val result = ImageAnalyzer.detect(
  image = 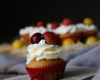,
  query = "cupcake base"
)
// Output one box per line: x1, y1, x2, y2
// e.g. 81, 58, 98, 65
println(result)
81, 31, 97, 43
59, 33, 82, 43
26, 59, 66, 80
